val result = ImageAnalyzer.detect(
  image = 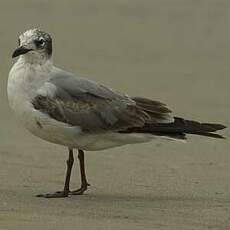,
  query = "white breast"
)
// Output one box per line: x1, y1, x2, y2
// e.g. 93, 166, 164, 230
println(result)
8, 59, 80, 145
